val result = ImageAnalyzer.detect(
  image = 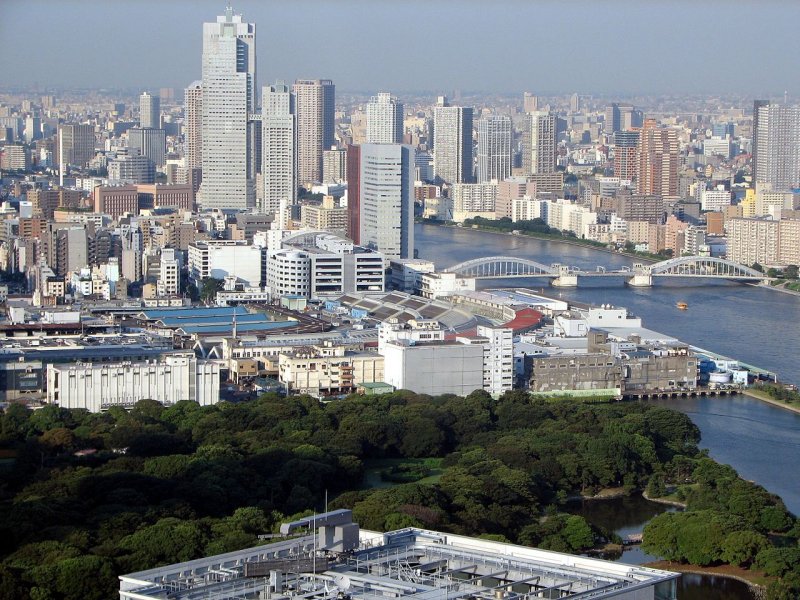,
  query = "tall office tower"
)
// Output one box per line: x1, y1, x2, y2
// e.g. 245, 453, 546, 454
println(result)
346, 144, 361, 243
570, 93, 580, 113
198, 6, 256, 211
128, 127, 166, 167
57, 124, 95, 172
605, 103, 643, 135
433, 97, 474, 184
523, 92, 538, 113
184, 81, 203, 169
261, 81, 296, 213
294, 79, 335, 187
366, 92, 404, 144
636, 120, 679, 197
753, 102, 800, 192
526, 111, 557, 174
139, 92, 161, 129
751, 99, 769, 183
476, 115, 512, 183
613, 130, 640, 182
359, 144, 414, 260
